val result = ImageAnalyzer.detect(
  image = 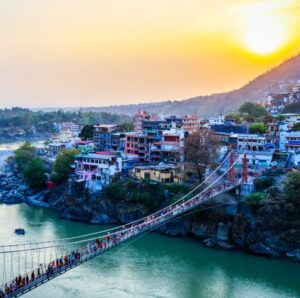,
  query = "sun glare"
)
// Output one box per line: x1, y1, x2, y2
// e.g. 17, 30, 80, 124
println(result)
243, 10, 287, 55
